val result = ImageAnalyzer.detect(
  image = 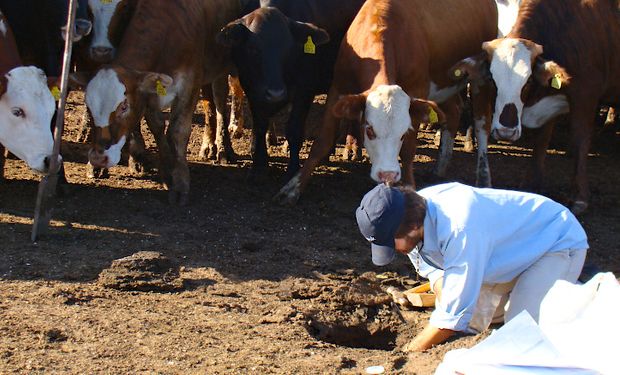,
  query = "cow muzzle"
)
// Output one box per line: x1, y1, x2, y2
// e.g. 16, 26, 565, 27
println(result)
264, 88, 287, 103
90, 47, 115, 63
377, 170, 401, 184
491, 126, 521, 142
88, 148, 109, 168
